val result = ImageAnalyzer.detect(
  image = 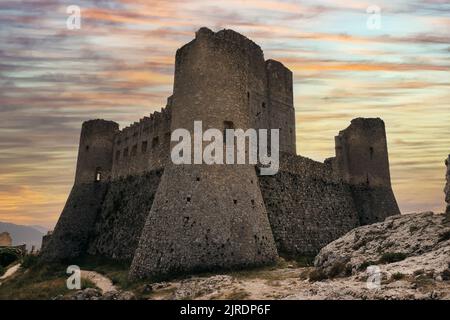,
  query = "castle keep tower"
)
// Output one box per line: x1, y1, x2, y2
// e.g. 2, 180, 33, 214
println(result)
129, 28, 279, 279
333, 118, 400, 224
41, 120, 118, 261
